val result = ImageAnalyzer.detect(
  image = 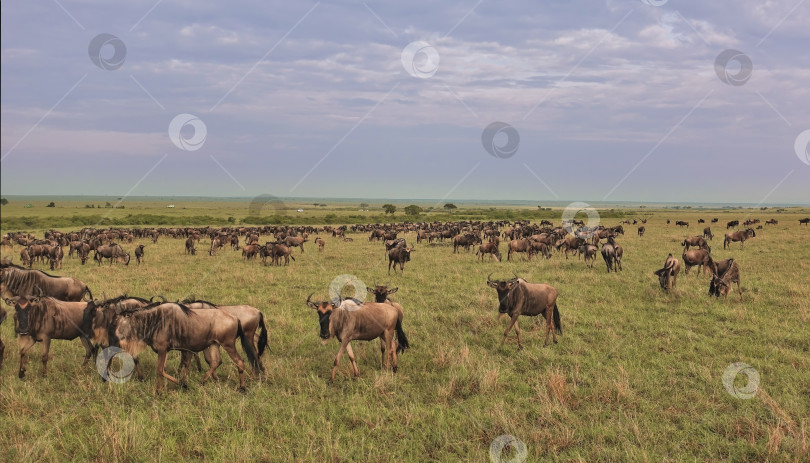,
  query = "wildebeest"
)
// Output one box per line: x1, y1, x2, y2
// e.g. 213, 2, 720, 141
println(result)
799, 218, 809, 226
453, 233, 481, 253
316, 237, 325, 251
637, 226, 645, 237
682, 249, 711, 276
134, 245, 145, 265
185, 237, 197, 255
675, 221, 689, 228
1, 264, 92, 301
306, 294, 409, 381
724, 228, 755, 249
94, 244, 130, 266
388, 246, 412, 274
284, 236, 308, 253
209, 237, 225, 256
366, 284, 402, 310
765, 219, 778, 225
726, 220, 739, 229
507, 239, 532, 261
476, 242, 501, 262
263, 242, 296, 266
486, 274, 561, 350
600, 237, 623, 272
114, 302, 258, 393
653, 254, 681, 291
703, 227, 714, 241
708, 259, 742, 301
681, 236, 710, 252
5, 294, 94, 378
19, 248, 32, 268
48, 244, 64, 270
577, 244, 598, 268
242, 243, 261, 261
